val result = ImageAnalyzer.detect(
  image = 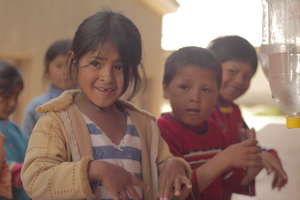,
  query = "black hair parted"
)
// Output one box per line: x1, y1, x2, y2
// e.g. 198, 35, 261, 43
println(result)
207, 35, 258, 73
163, 46, 222, 87
69, 10, 143, 99
0, 60, 23, 95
